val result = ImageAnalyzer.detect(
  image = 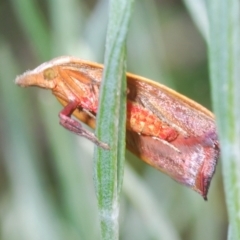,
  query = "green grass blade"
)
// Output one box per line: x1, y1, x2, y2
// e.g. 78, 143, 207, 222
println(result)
228, 225, 234, 240
0, 40, 63, 240
9, 0, 51, 60
183, 0, 209, 42
208, 0, 240, 238
93, 0, 134, 239
48, 0, 88, 56
123, 163, 180, 240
